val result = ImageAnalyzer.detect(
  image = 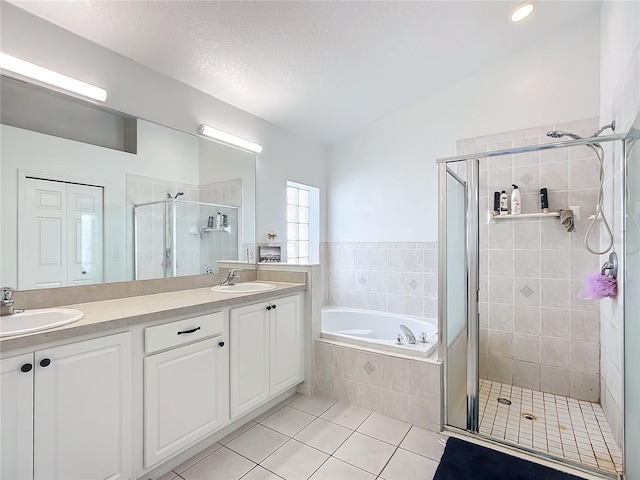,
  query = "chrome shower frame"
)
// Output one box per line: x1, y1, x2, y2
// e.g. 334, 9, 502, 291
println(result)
437, 131, 628, 480
133, 198, 240, 280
